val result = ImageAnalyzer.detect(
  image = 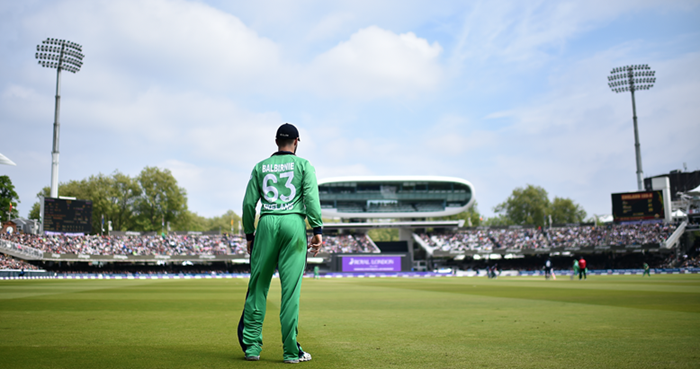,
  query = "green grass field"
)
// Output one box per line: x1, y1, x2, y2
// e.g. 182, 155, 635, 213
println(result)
1, 275, 699, 368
